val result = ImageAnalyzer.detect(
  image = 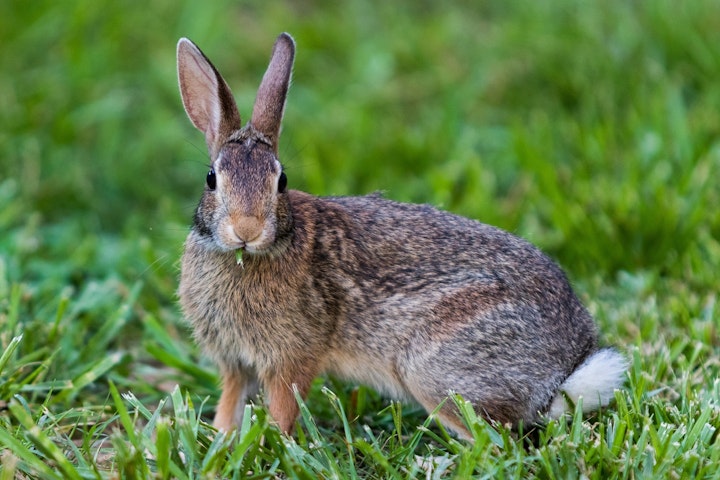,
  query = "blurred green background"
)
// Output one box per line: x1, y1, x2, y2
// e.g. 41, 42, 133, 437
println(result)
2, 0, 719, 286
